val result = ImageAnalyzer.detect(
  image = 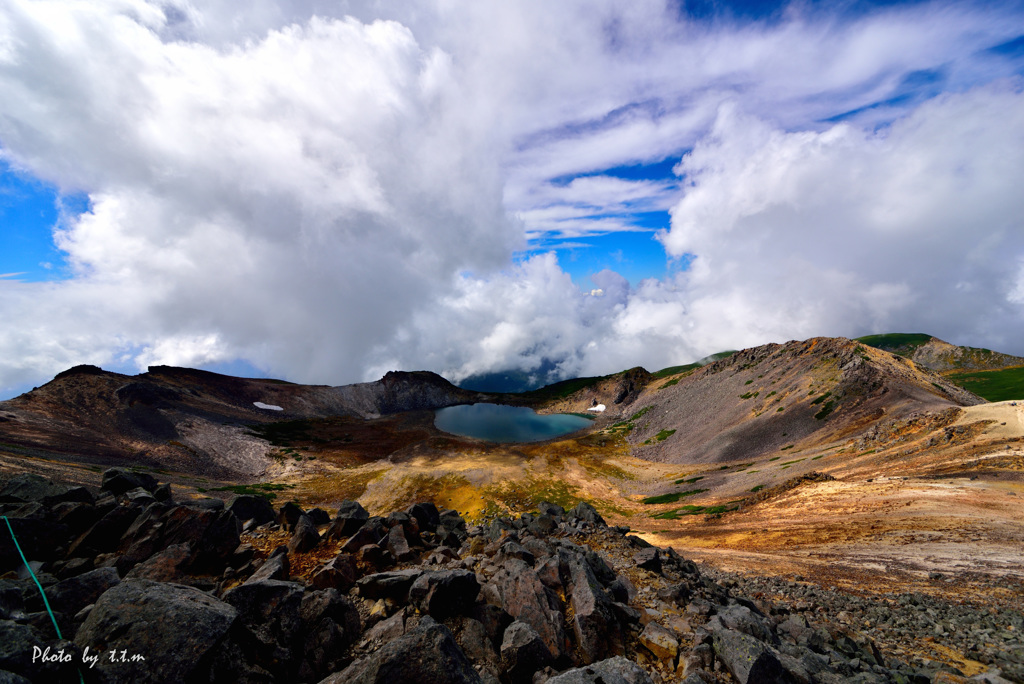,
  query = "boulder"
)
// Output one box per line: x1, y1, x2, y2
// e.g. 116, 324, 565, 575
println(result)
278, 502, 304, 531
568, 558, 624, 664
545, 656, 655, 684
406, 502, 440, 533
326, 500, 370, 541
408, 570, 480, 618
288, 514, 321, 554
567, 502, 605, 527
633, 547, 661, 574
298, 589, 362, 682
0, 474, 67, 503
44, 567, 120, 620
639, 621, 679, 662
341, 518, 387, 553
385, 524, 416, 563
311, 554, 358, 592
124, 542, 191, 582
711, 627, 787, 684
222, 580, 306, 678
74, 579, 238, 684
100, 468, 158, 496
357, 569, 424, 601
246, 548, 290, 583
228, 495, 275, 526
307, 507, 331, 526
489, 559, 568, 661
709, 604, 778, 646
500, 620, 553, 684
117, 504, 240, 574
319, 617, 482, 684
0, 518, 71, 571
